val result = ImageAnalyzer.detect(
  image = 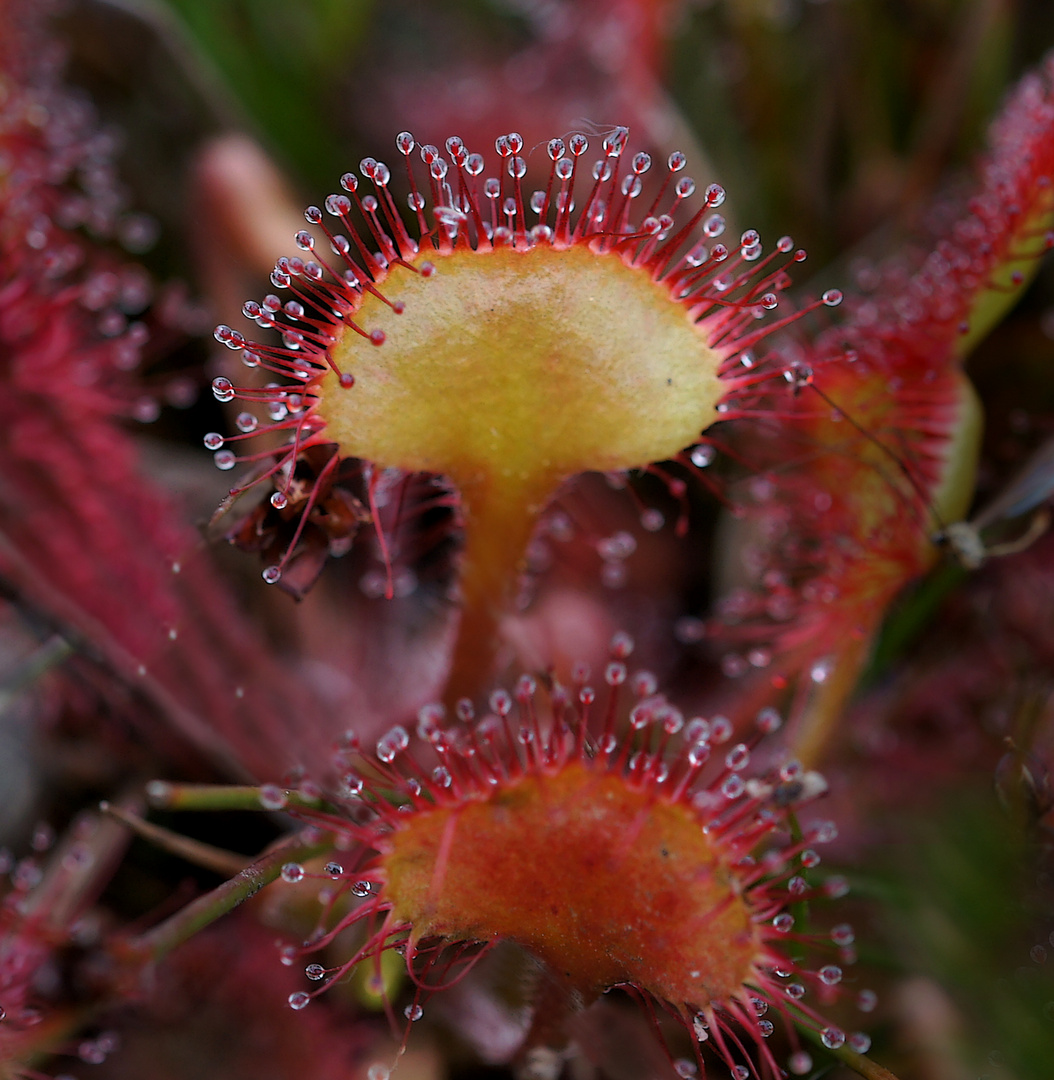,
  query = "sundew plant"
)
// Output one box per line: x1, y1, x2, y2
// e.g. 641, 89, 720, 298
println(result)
2, 2, 1054, 1080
